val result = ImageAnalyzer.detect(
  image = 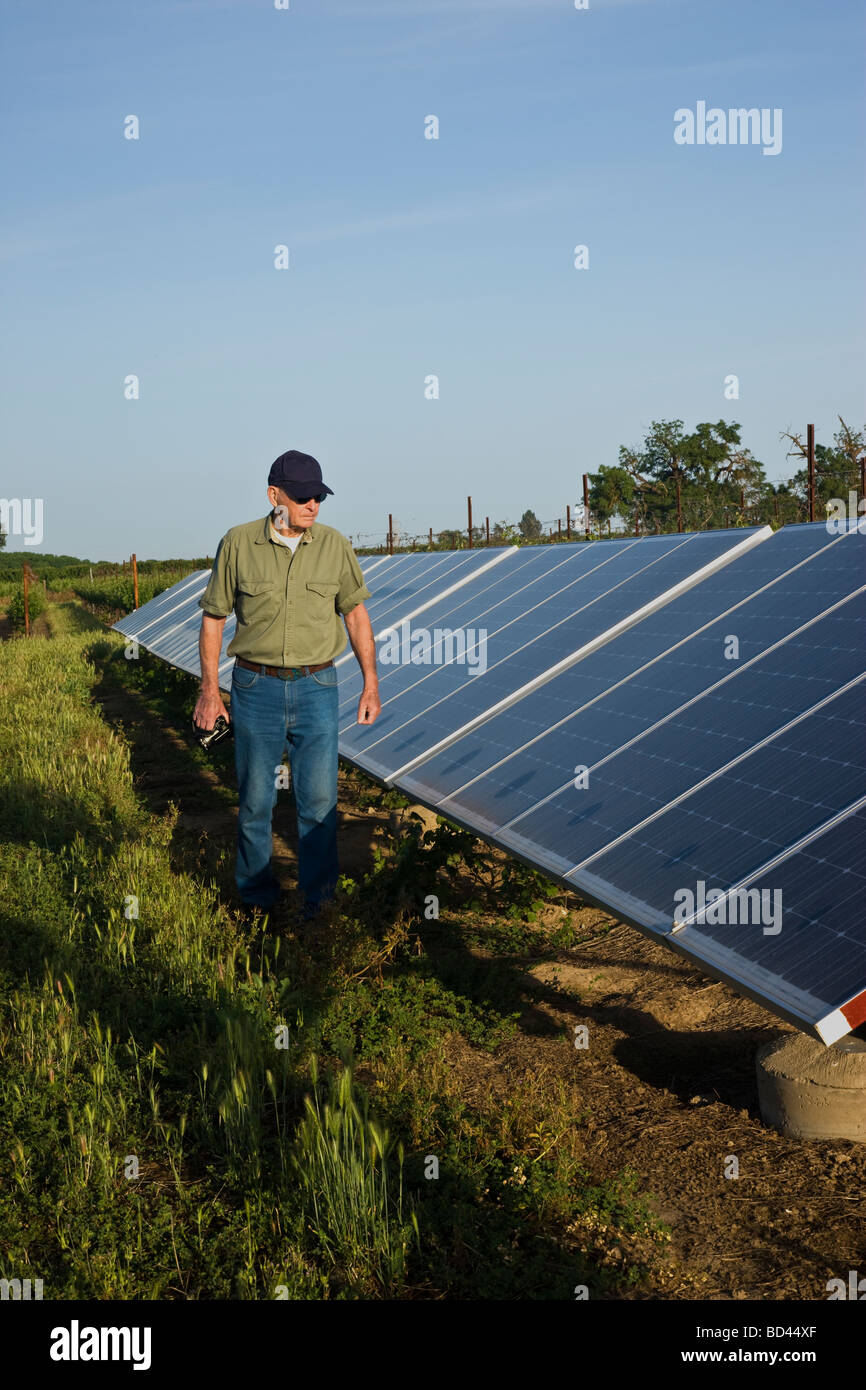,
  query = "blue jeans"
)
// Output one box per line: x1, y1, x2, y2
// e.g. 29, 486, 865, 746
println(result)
230, 662, 339, 911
